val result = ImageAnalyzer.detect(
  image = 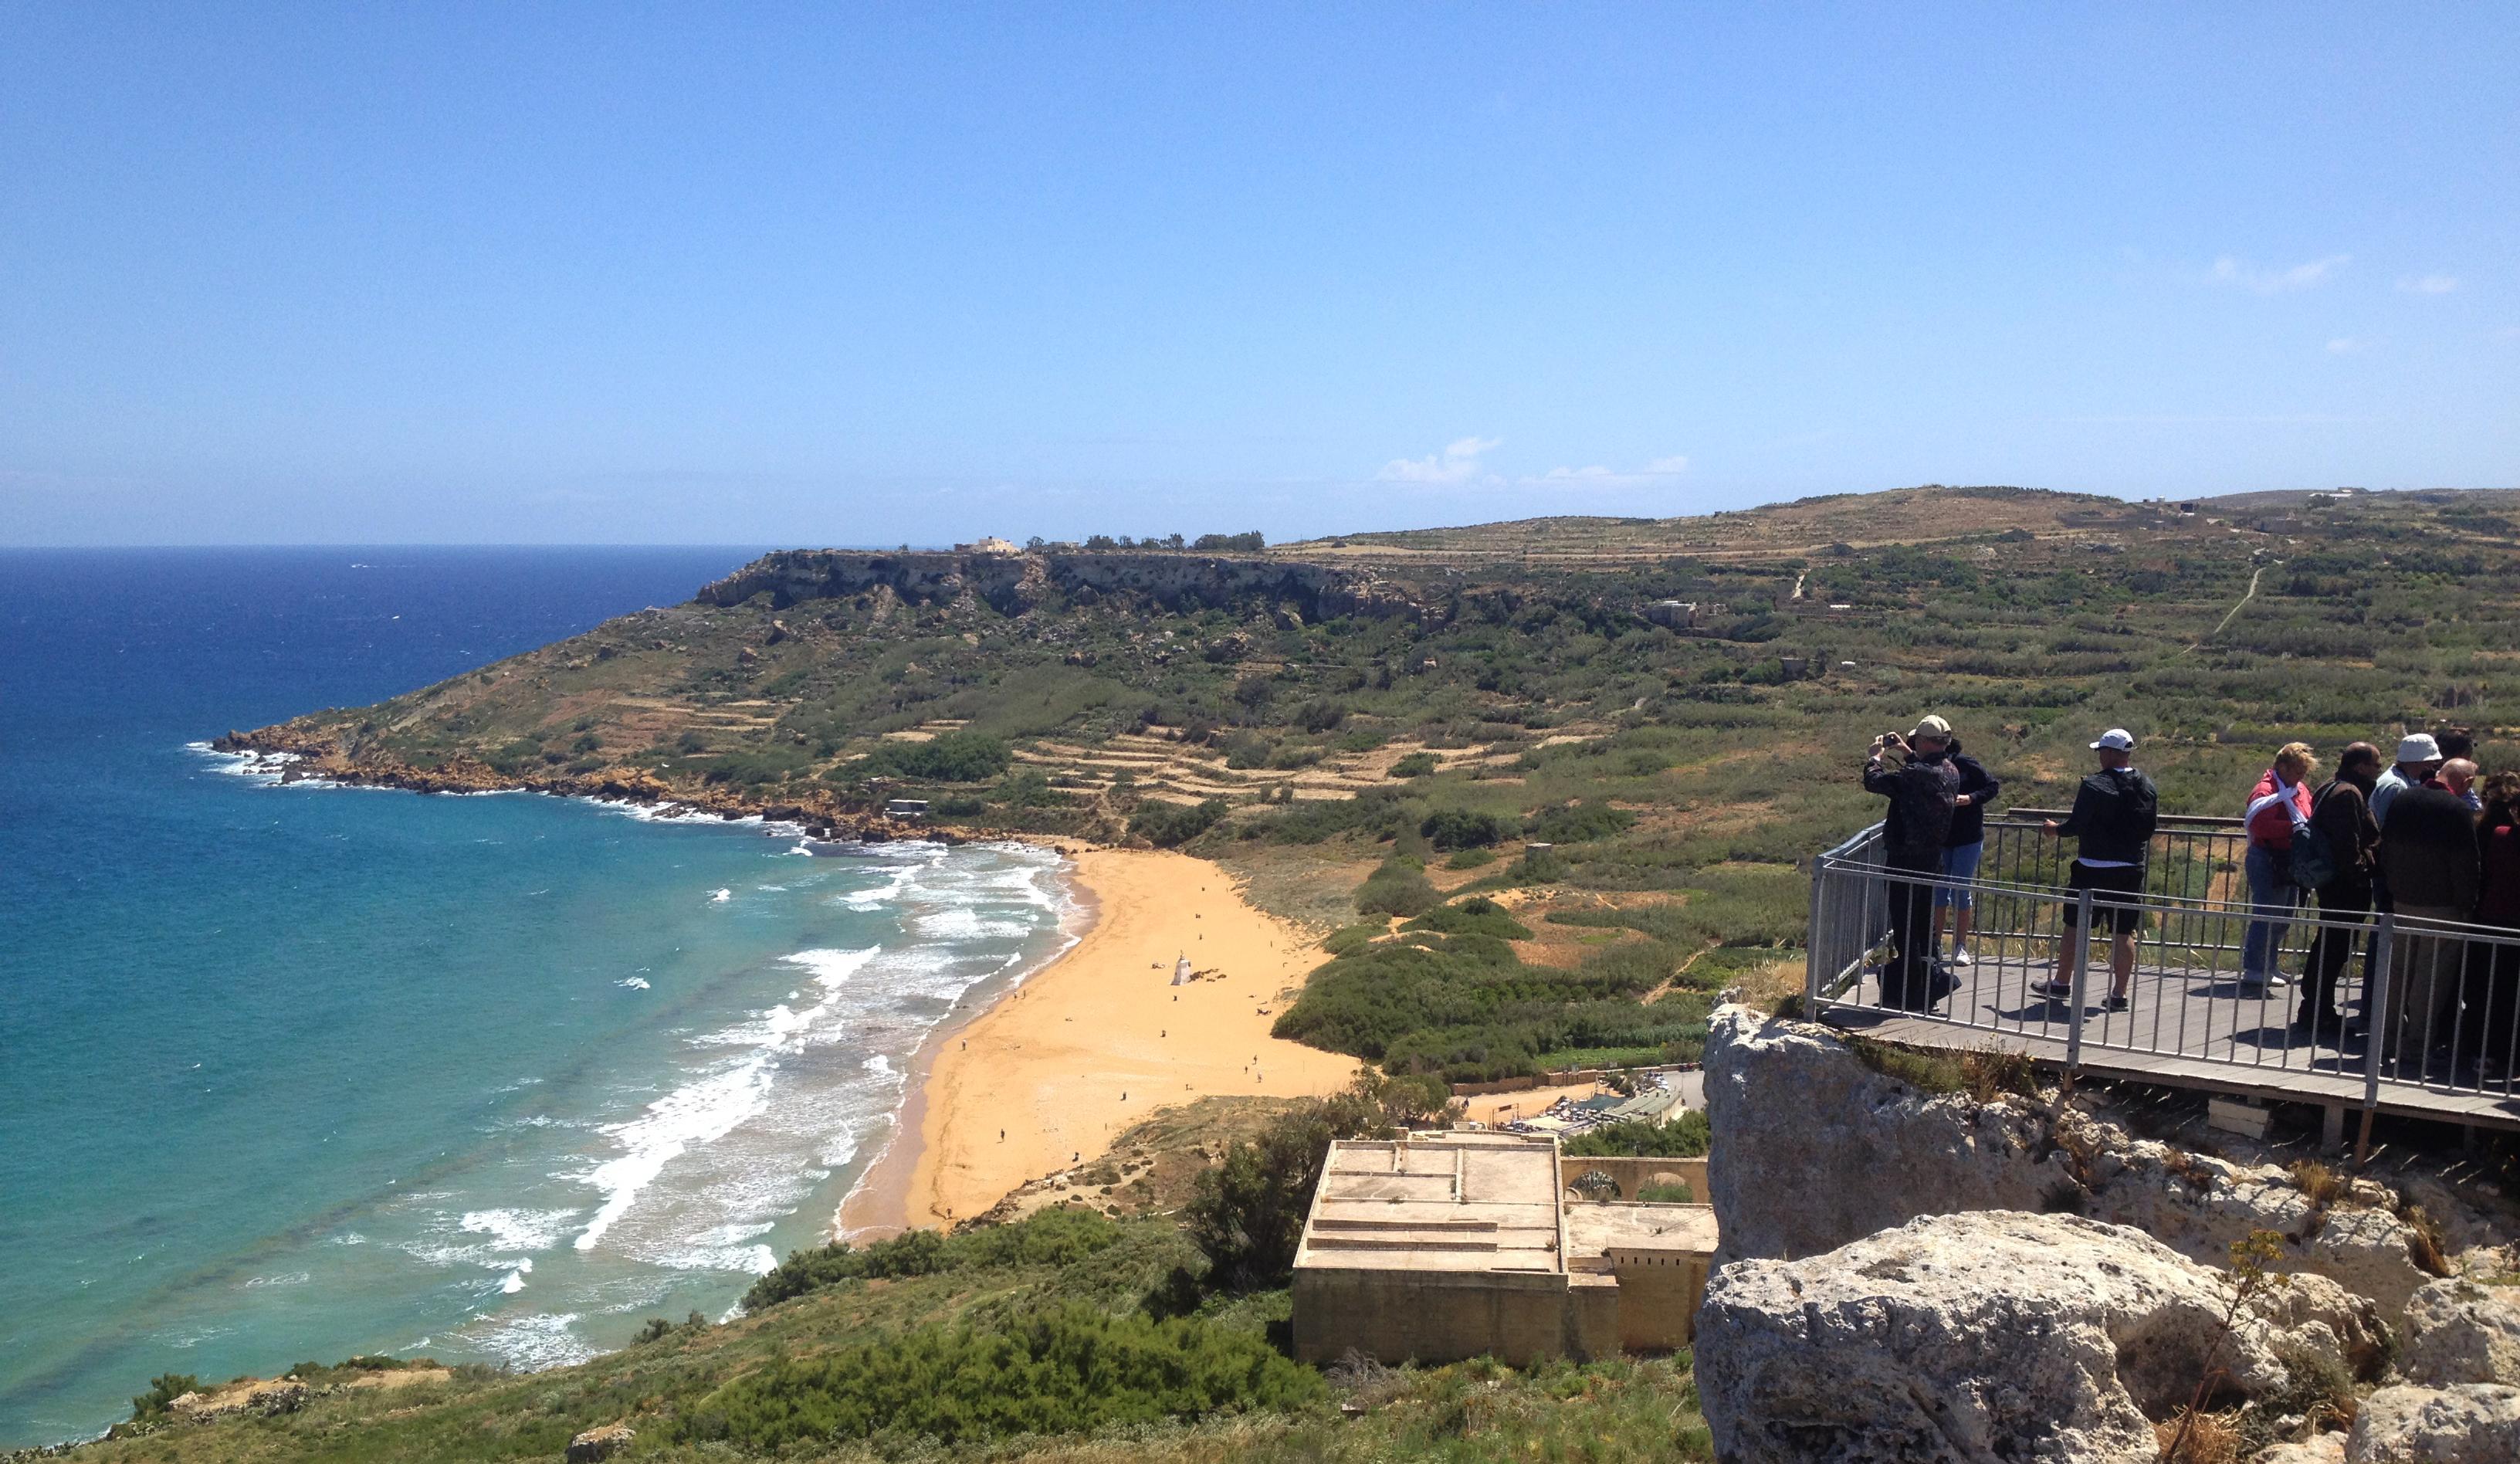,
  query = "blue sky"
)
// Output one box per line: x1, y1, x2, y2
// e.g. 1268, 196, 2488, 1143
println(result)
2, 4, 2512, 546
